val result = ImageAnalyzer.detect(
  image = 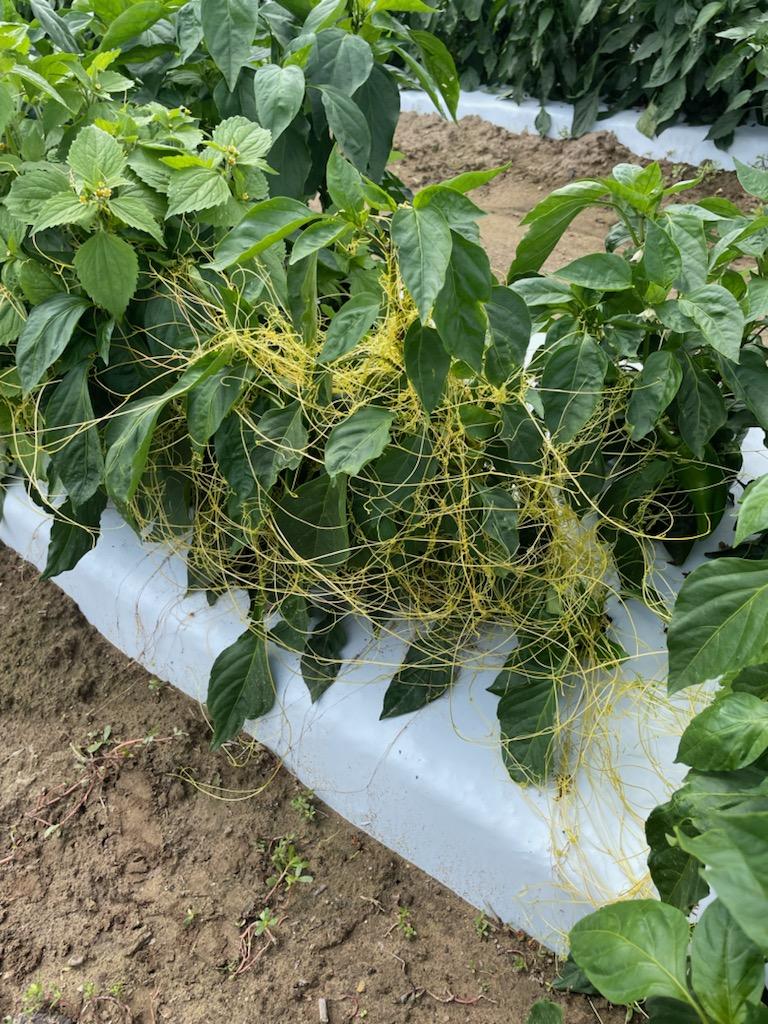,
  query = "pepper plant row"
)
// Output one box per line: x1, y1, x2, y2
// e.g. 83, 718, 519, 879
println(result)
1, 3, 768, 1019
417, 0, 768, 144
